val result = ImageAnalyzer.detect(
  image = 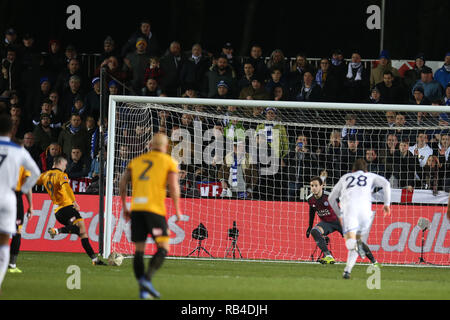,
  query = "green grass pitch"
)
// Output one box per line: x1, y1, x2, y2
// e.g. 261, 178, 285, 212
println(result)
1, 252, 449, 300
